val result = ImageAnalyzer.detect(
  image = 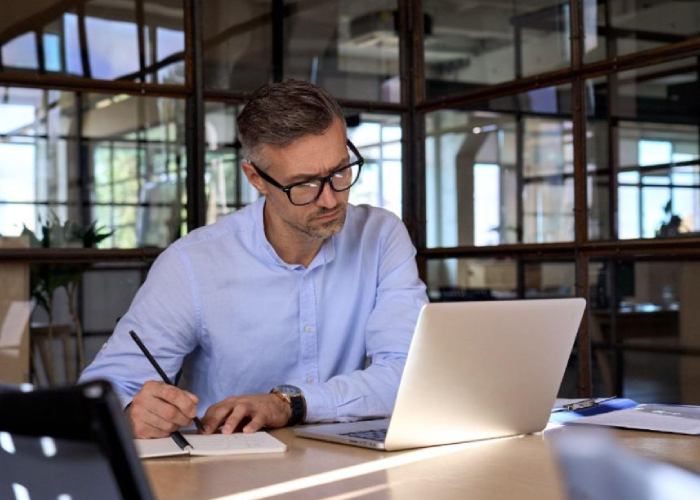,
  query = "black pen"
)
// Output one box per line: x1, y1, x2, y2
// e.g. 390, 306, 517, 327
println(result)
129, 329, 205, 433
